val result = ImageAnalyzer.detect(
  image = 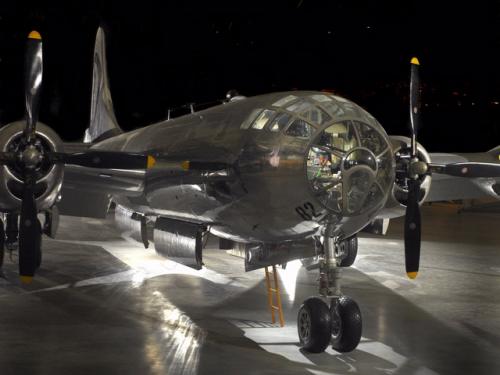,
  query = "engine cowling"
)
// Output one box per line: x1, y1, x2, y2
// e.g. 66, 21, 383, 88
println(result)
0, 121, 64, 212
377, 136, 432, 219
